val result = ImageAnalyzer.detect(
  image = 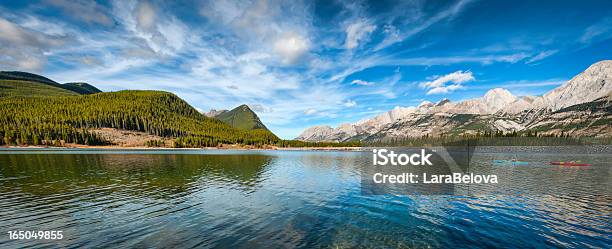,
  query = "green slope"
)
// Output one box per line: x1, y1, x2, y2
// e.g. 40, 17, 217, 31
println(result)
0, 71, 58, 85
62, 82, 102, 94
215, 104, 269, 131
0, 71, 101, 96
0, 80, 79, 97
0, 90, 279, 147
